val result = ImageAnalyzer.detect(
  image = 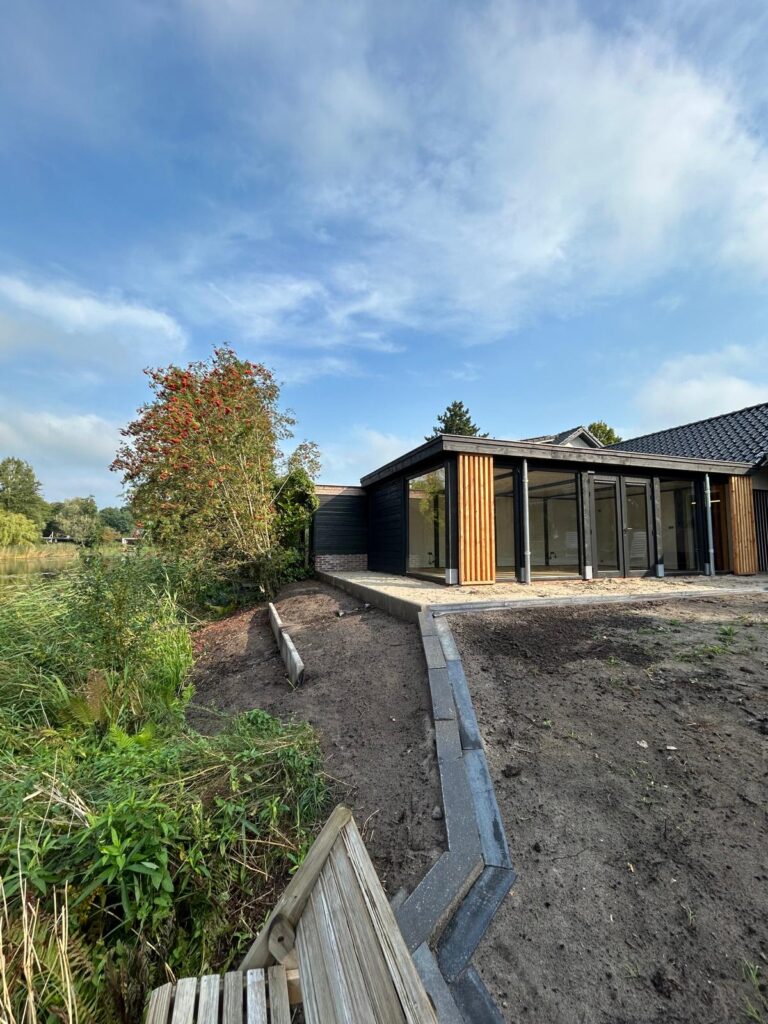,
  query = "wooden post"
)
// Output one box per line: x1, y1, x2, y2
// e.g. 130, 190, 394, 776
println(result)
458, 453, 496, 585
727, 476, 758, 575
